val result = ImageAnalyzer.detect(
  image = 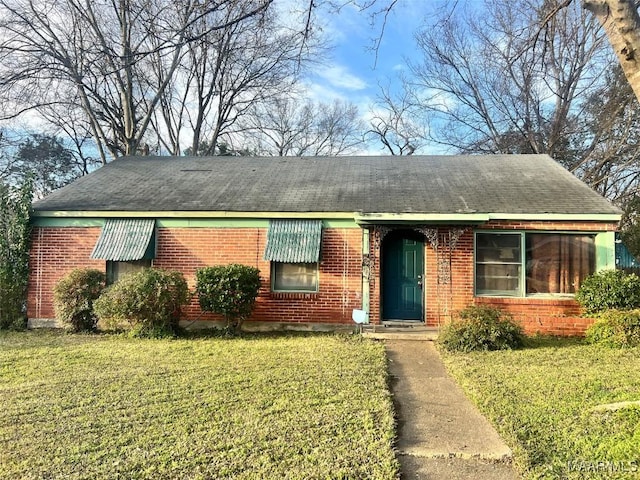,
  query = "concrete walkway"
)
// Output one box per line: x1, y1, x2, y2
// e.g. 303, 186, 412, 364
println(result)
385, 340, 520, 480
